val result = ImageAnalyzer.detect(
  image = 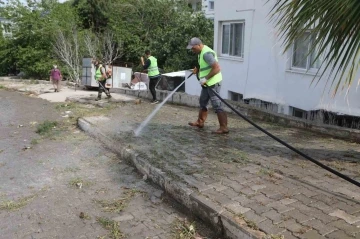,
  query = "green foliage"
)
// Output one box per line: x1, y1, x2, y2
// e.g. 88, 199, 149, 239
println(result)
107, 0, 214, 72
0, 0, 214, 77
36, 120, 58, 135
